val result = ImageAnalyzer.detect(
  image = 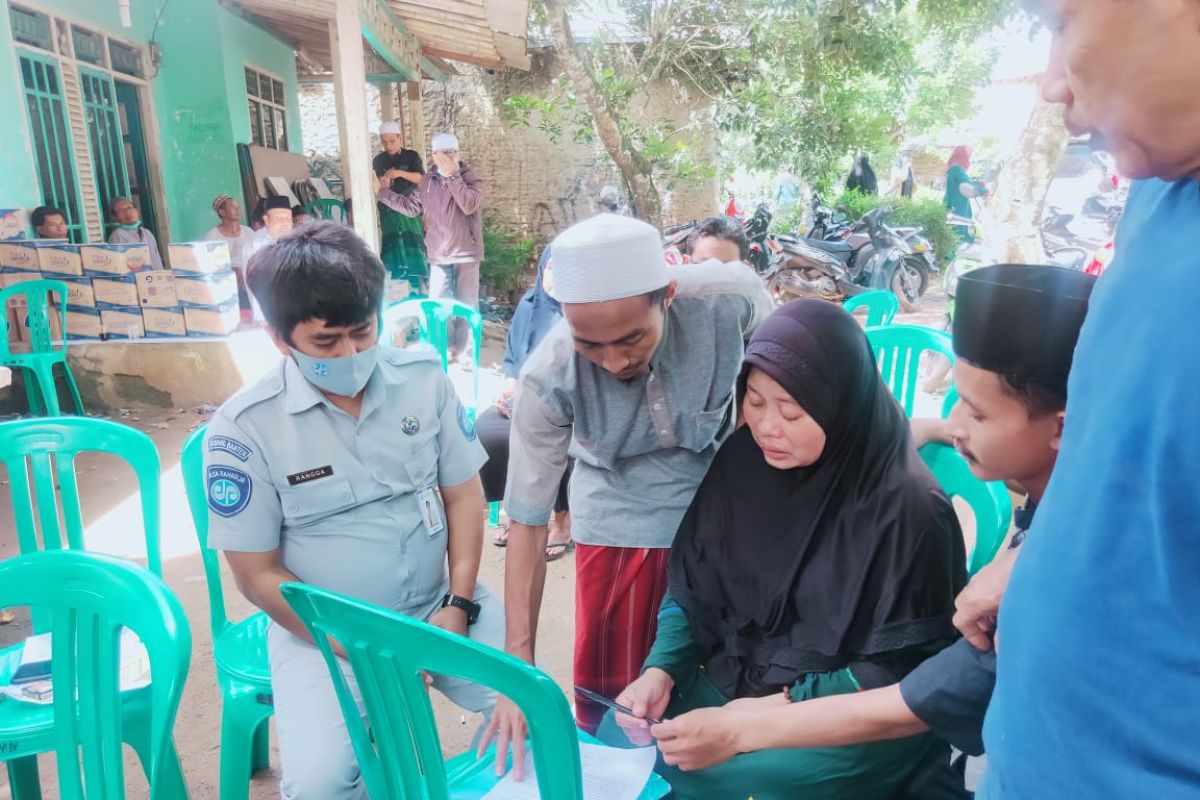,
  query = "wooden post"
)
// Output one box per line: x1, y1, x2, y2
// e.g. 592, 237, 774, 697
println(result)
329, 0, 379, 251
379, 81, 394, 124
407, 81, 425, 156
